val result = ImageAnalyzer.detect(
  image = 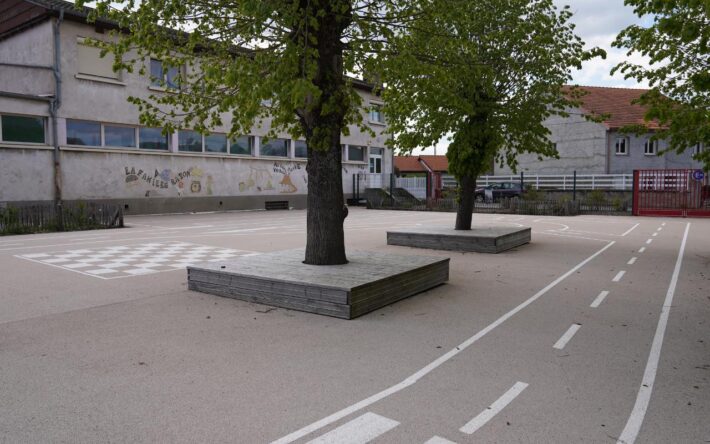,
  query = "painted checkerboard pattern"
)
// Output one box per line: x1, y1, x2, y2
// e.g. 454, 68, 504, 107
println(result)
16, 241, 256, 279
